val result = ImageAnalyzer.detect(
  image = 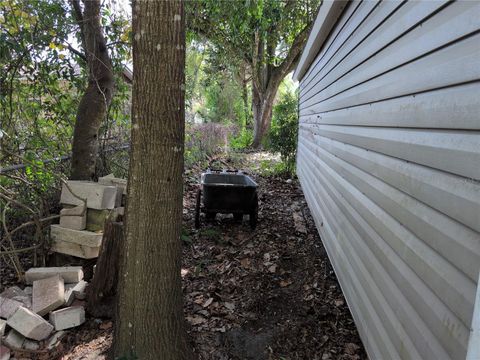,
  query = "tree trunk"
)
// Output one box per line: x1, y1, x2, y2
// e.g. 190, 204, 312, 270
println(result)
114, 0, 190, 359
87, 221, 124, 318
70, 0, 114, 180
252, 86, 276, 148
